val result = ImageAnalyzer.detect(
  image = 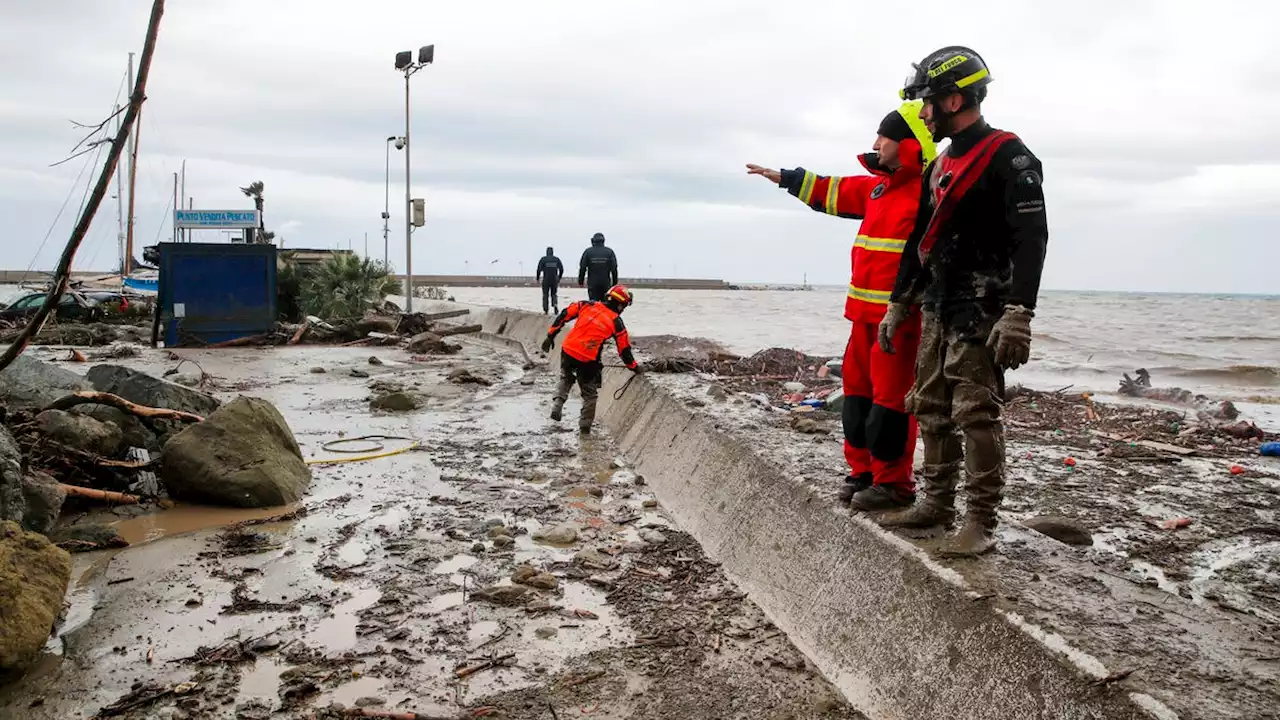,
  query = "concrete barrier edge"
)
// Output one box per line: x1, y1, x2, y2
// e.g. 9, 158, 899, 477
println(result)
484, 307, 1175, 720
